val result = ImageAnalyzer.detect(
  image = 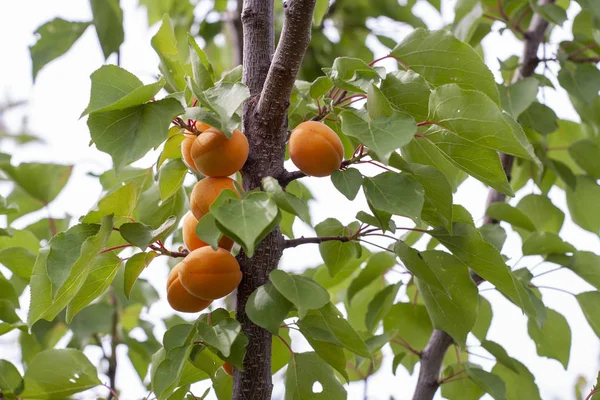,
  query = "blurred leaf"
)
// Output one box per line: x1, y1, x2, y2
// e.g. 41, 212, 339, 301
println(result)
527, 308, 571, 369
124, 252, 159, 299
